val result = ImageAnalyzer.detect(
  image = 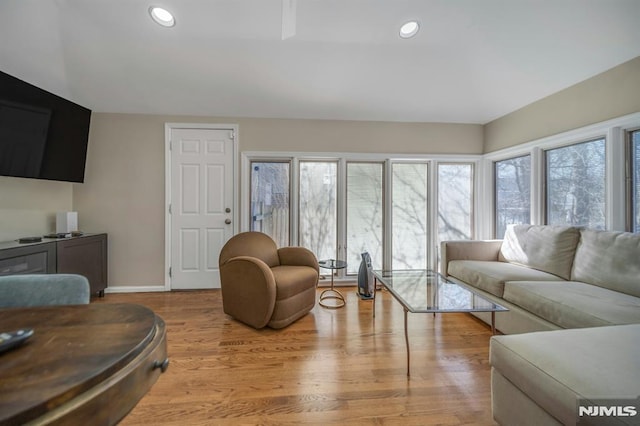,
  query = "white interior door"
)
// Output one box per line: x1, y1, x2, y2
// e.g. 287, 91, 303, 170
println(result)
170, 127, 235, 289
